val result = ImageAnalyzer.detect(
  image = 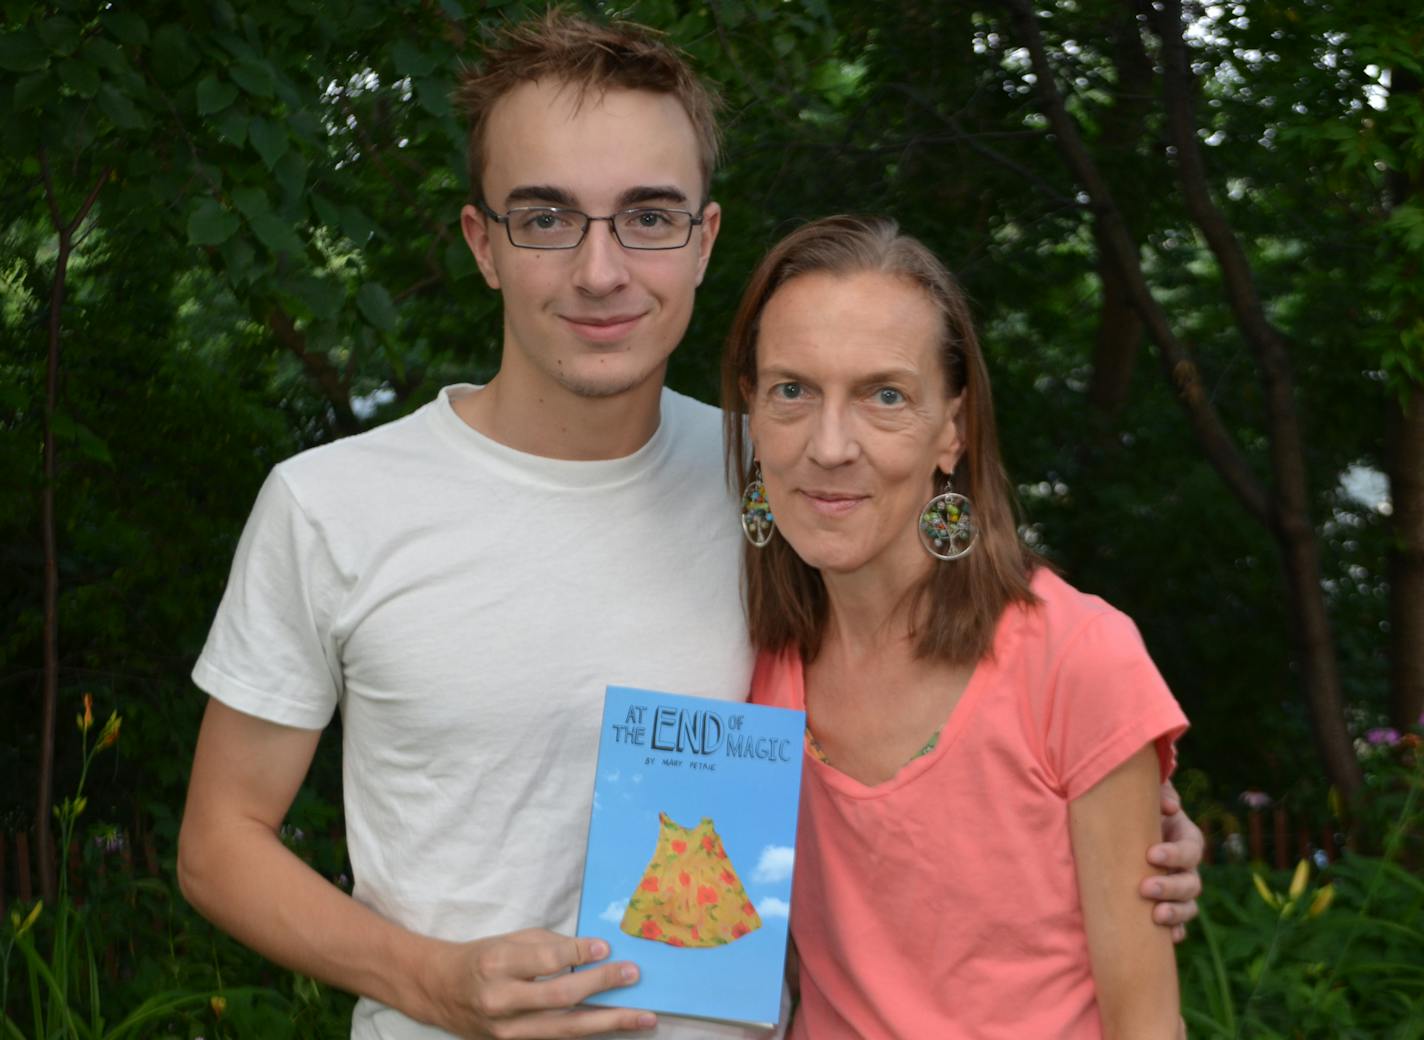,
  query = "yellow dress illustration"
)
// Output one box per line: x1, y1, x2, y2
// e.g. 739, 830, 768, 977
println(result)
620, 813, 763, 948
